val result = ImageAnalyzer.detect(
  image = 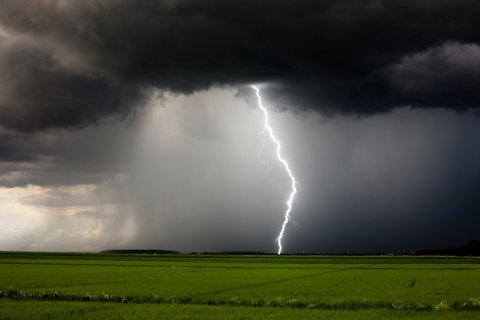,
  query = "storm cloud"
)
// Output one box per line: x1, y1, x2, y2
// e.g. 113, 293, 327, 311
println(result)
1, 0, 480, 132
